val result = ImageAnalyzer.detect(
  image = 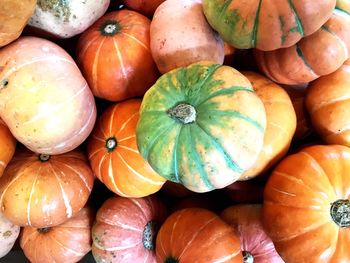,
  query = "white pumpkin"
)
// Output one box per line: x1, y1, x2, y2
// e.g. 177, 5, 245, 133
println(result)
0, 212, 20, 258
28, 0, 110, 38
